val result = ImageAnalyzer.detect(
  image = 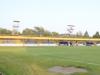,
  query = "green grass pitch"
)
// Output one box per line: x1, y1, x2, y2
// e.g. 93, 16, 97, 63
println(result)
0, 46, 100, 75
